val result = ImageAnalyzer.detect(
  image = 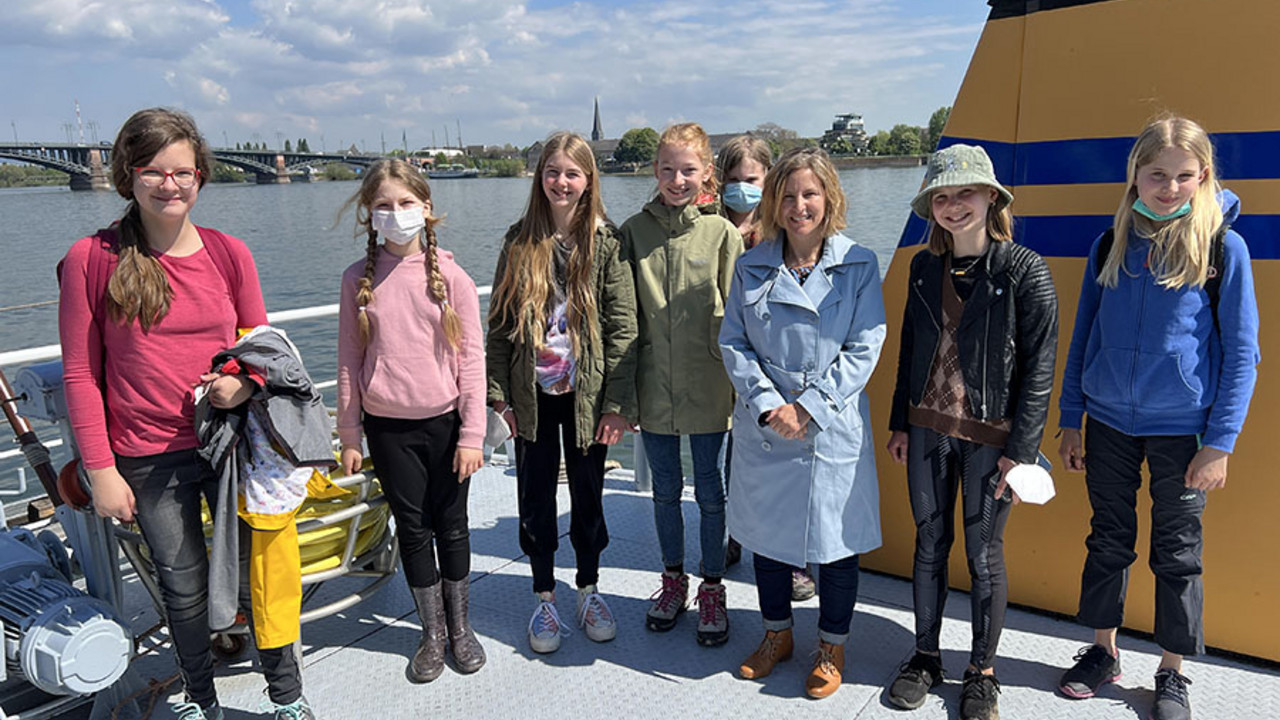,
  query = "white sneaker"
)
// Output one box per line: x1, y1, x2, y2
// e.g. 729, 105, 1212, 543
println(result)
528, 591, 564, 653
577, 585, 617, 643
